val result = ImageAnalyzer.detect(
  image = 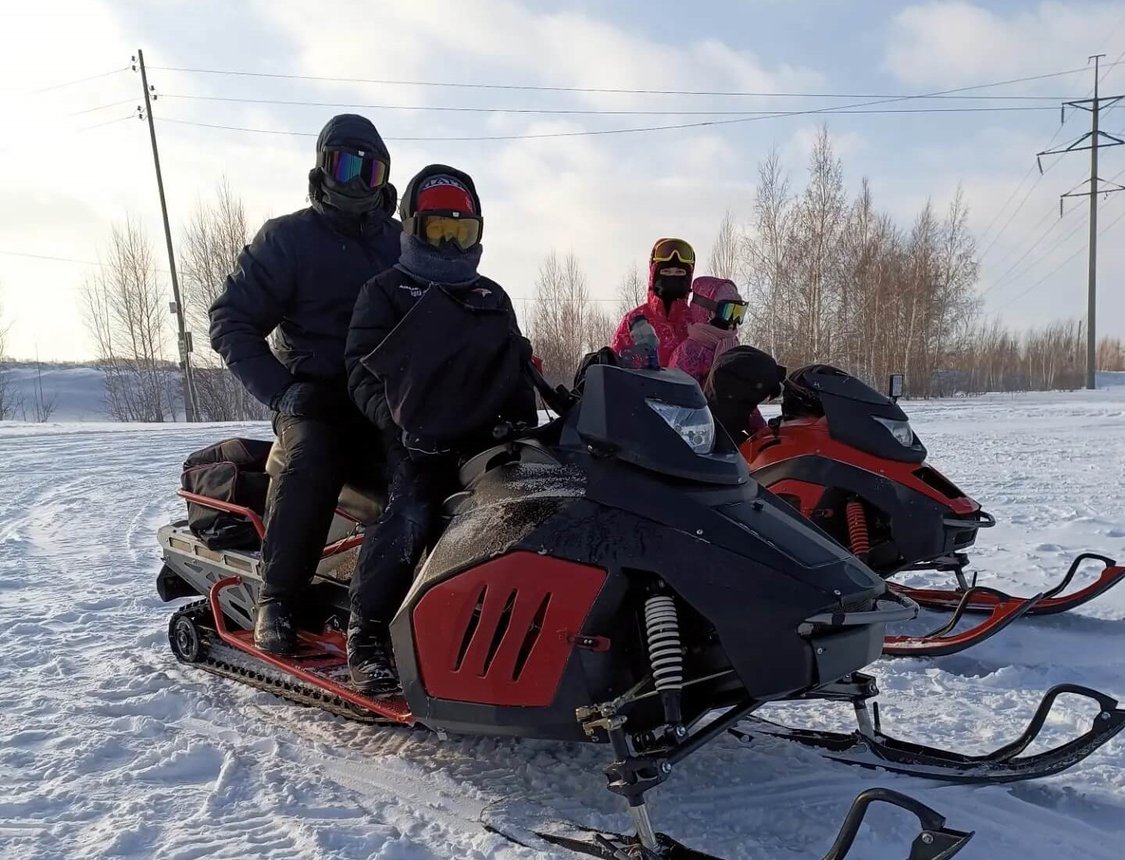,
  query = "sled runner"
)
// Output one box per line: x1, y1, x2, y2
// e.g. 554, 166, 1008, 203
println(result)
742, 364, 1125, 657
